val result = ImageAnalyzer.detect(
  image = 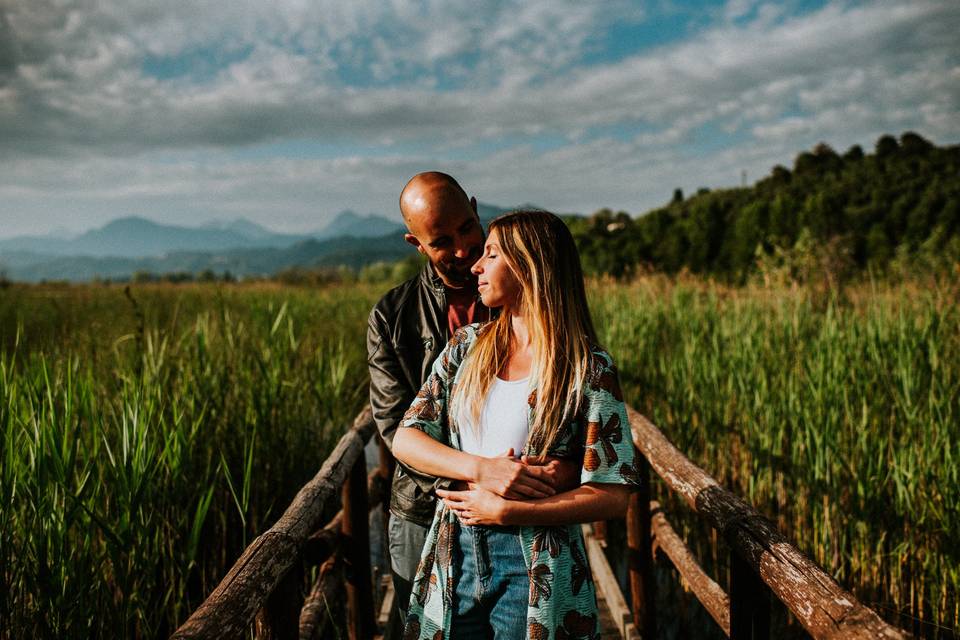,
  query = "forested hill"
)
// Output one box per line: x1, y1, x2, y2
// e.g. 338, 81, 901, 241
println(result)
569, 132, 960, 282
